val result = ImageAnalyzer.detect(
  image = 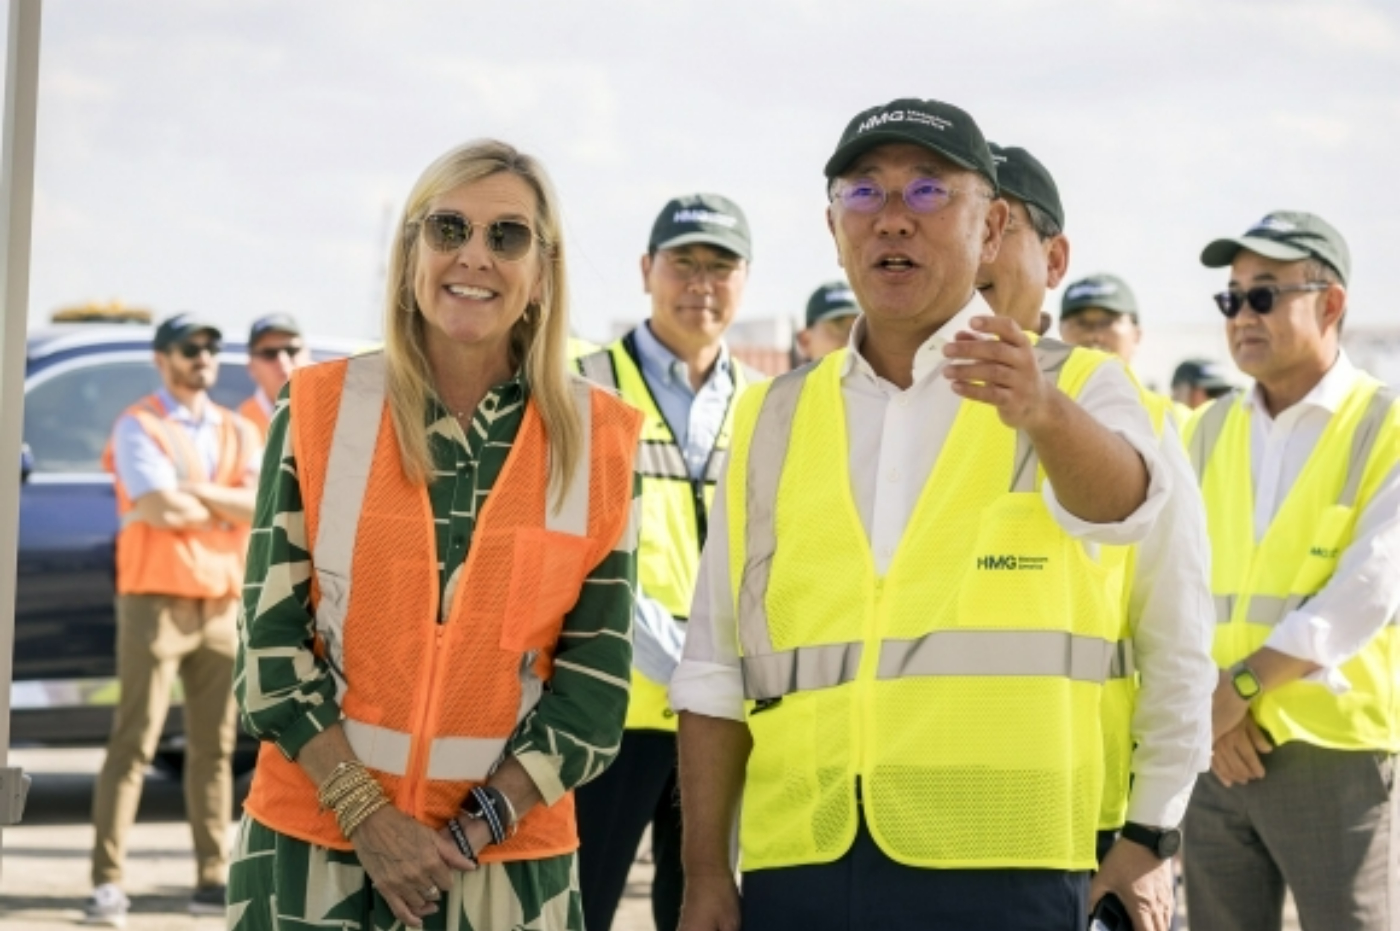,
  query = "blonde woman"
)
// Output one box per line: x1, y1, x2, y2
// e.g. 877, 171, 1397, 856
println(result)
229, 140, 644, 931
